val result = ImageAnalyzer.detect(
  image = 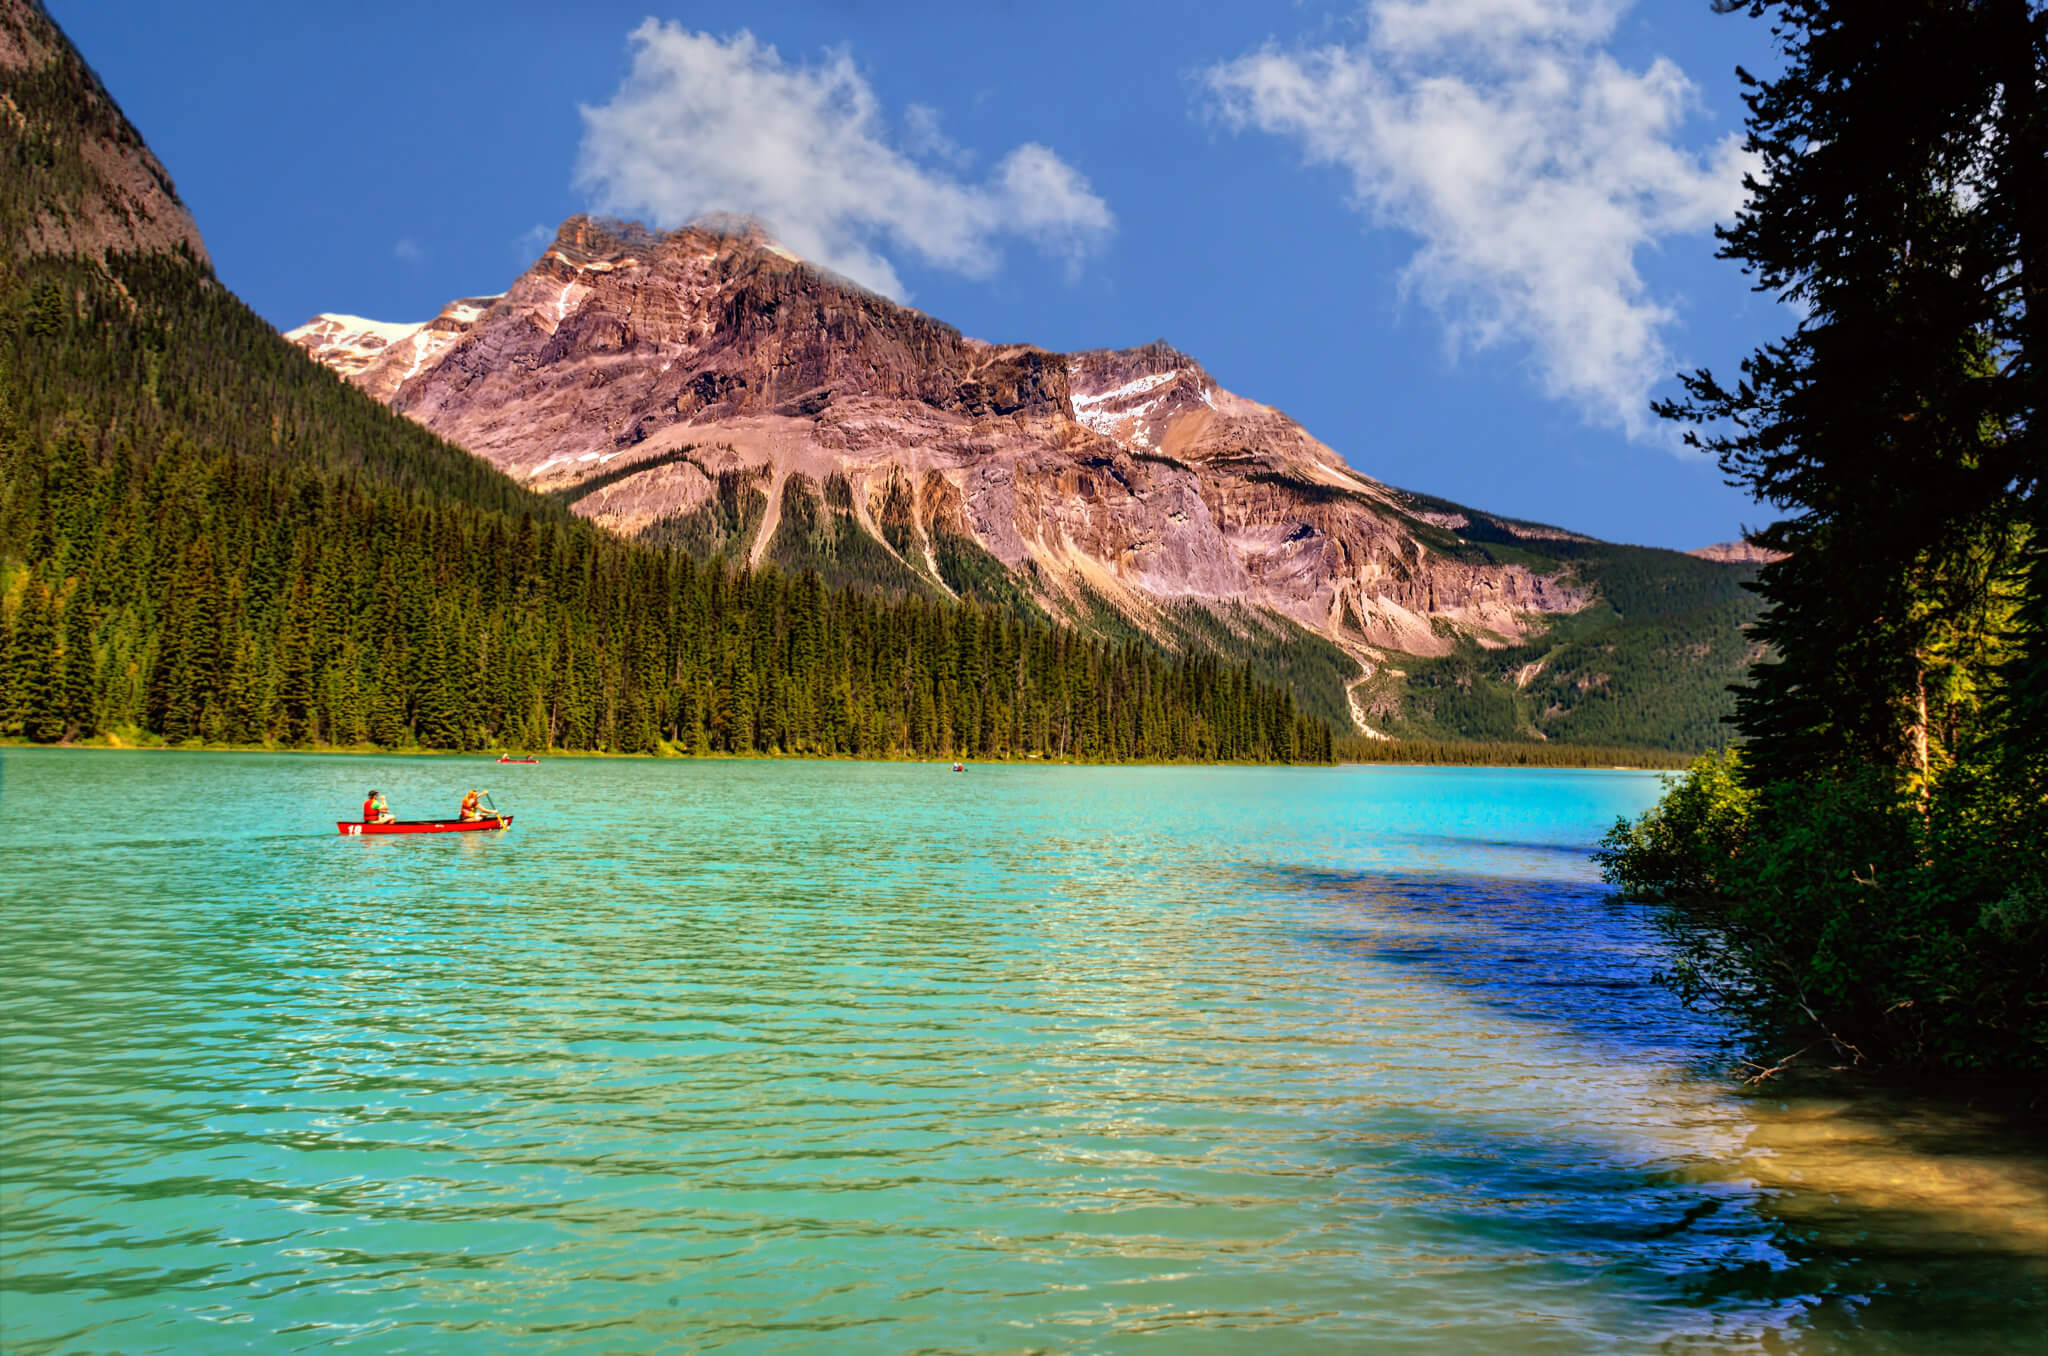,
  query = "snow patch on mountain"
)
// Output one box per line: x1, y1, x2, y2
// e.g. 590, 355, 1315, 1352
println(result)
284, 314, 425, 378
